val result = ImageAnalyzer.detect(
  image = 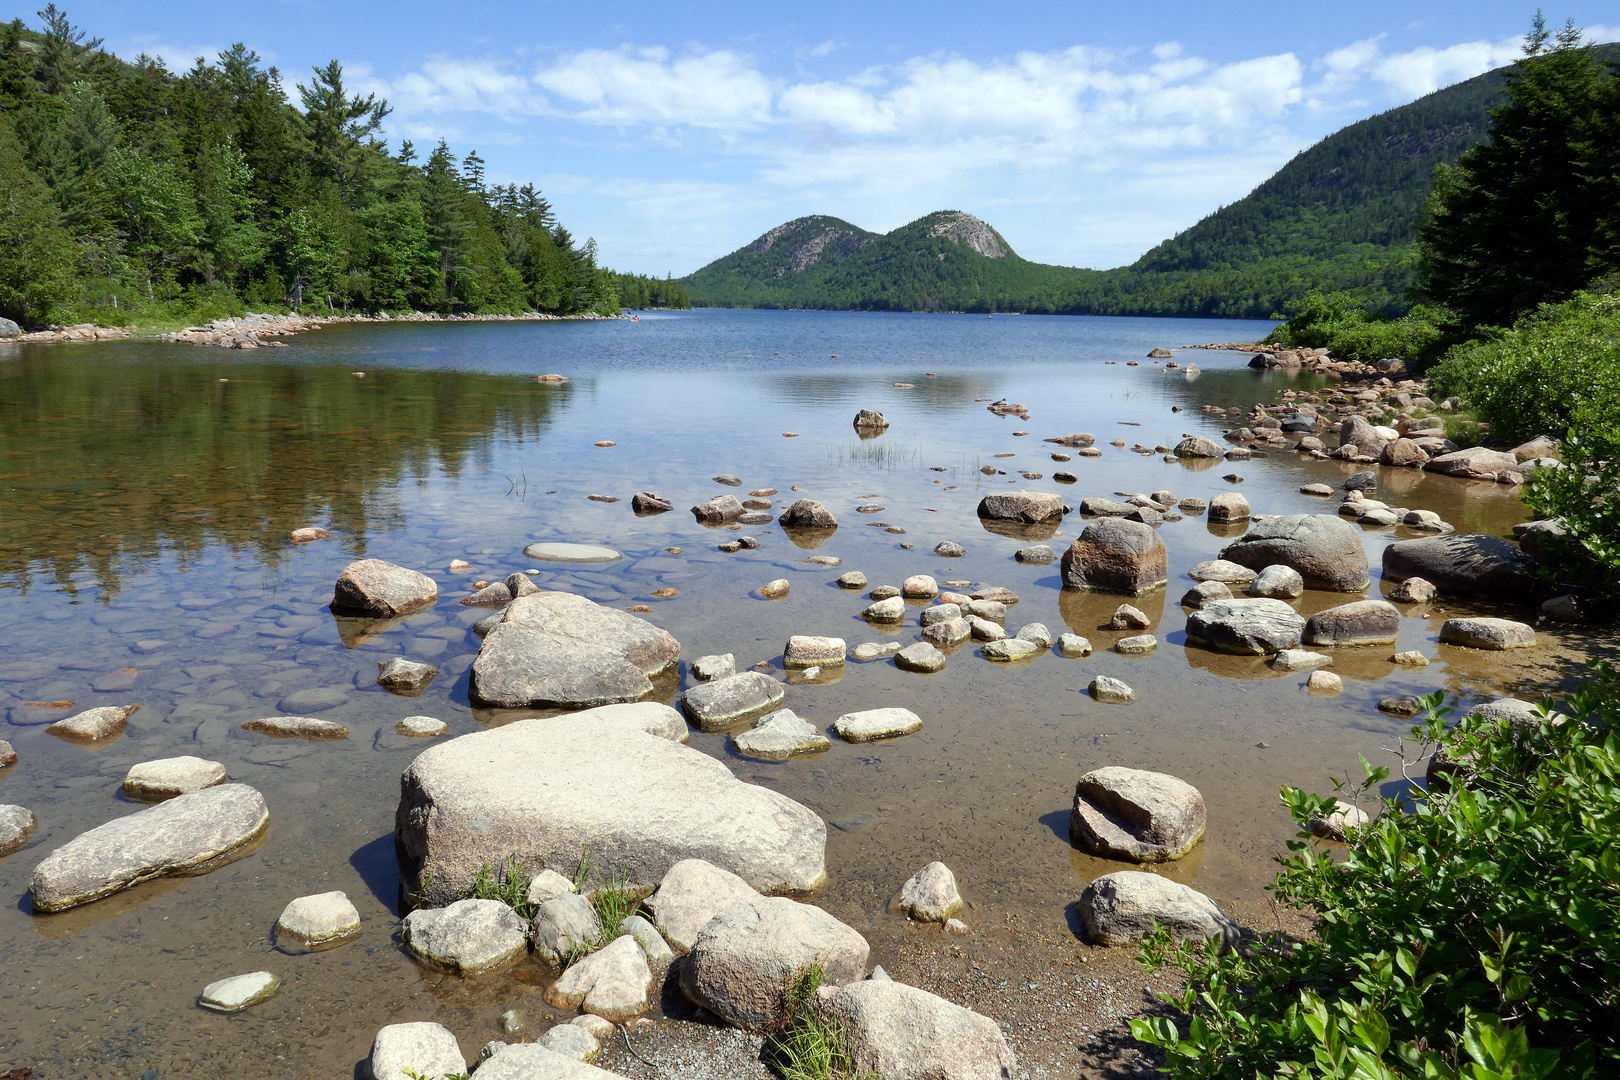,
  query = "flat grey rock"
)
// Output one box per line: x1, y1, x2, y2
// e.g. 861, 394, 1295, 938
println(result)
536, 1024, 600, 1062
619, 914, 675, 966
1090, 676, 1134, 703
476, 1044, 621, 1079
522, 542, 623, 563
813, 980, 1017, 1080
396, 709, 826, 907
682, 671, 785, 730
397, 716, 449, 737
852, 641, 902, 661
403, 898, 530, 975
732, 709, 830, 759
976, 490, 1063, 523
276, 890, 362, 951
894, 643, 945, 673
836, 708, 923, 742
198, 971, 280, 1013
681, 896, 870, 1031
1439, 617, 1536, 650
122, 756, 226, 801
1271, 649, 1331, 672
243, 715, 350, 740
1114, 634, 1157, 655
368, 1022, 466, 1080
1187, 560, 1256, 583
47, 704, 140, 742
1186, 598, 1305, 655
984, 638, 1041, 661
472, 592, 680, 708
784, 635, 845, 668
30, 783, 269, 912
645, 858, 762, 954
274, 687, 349, 713
1079, 871, 1240, 947
1303, 600, 1401, 646
332, 558, 437, 617
1072, 767, 1206, 862
690, 653, 735, 681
